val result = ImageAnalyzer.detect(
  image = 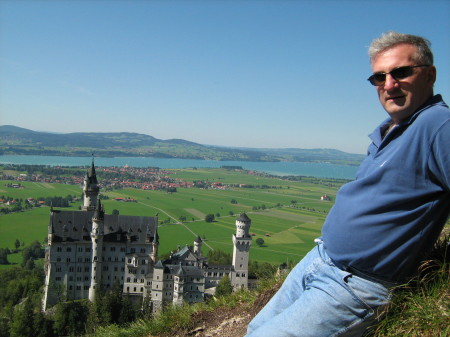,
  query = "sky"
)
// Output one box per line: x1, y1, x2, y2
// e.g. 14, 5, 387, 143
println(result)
1, 0, 449, 154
